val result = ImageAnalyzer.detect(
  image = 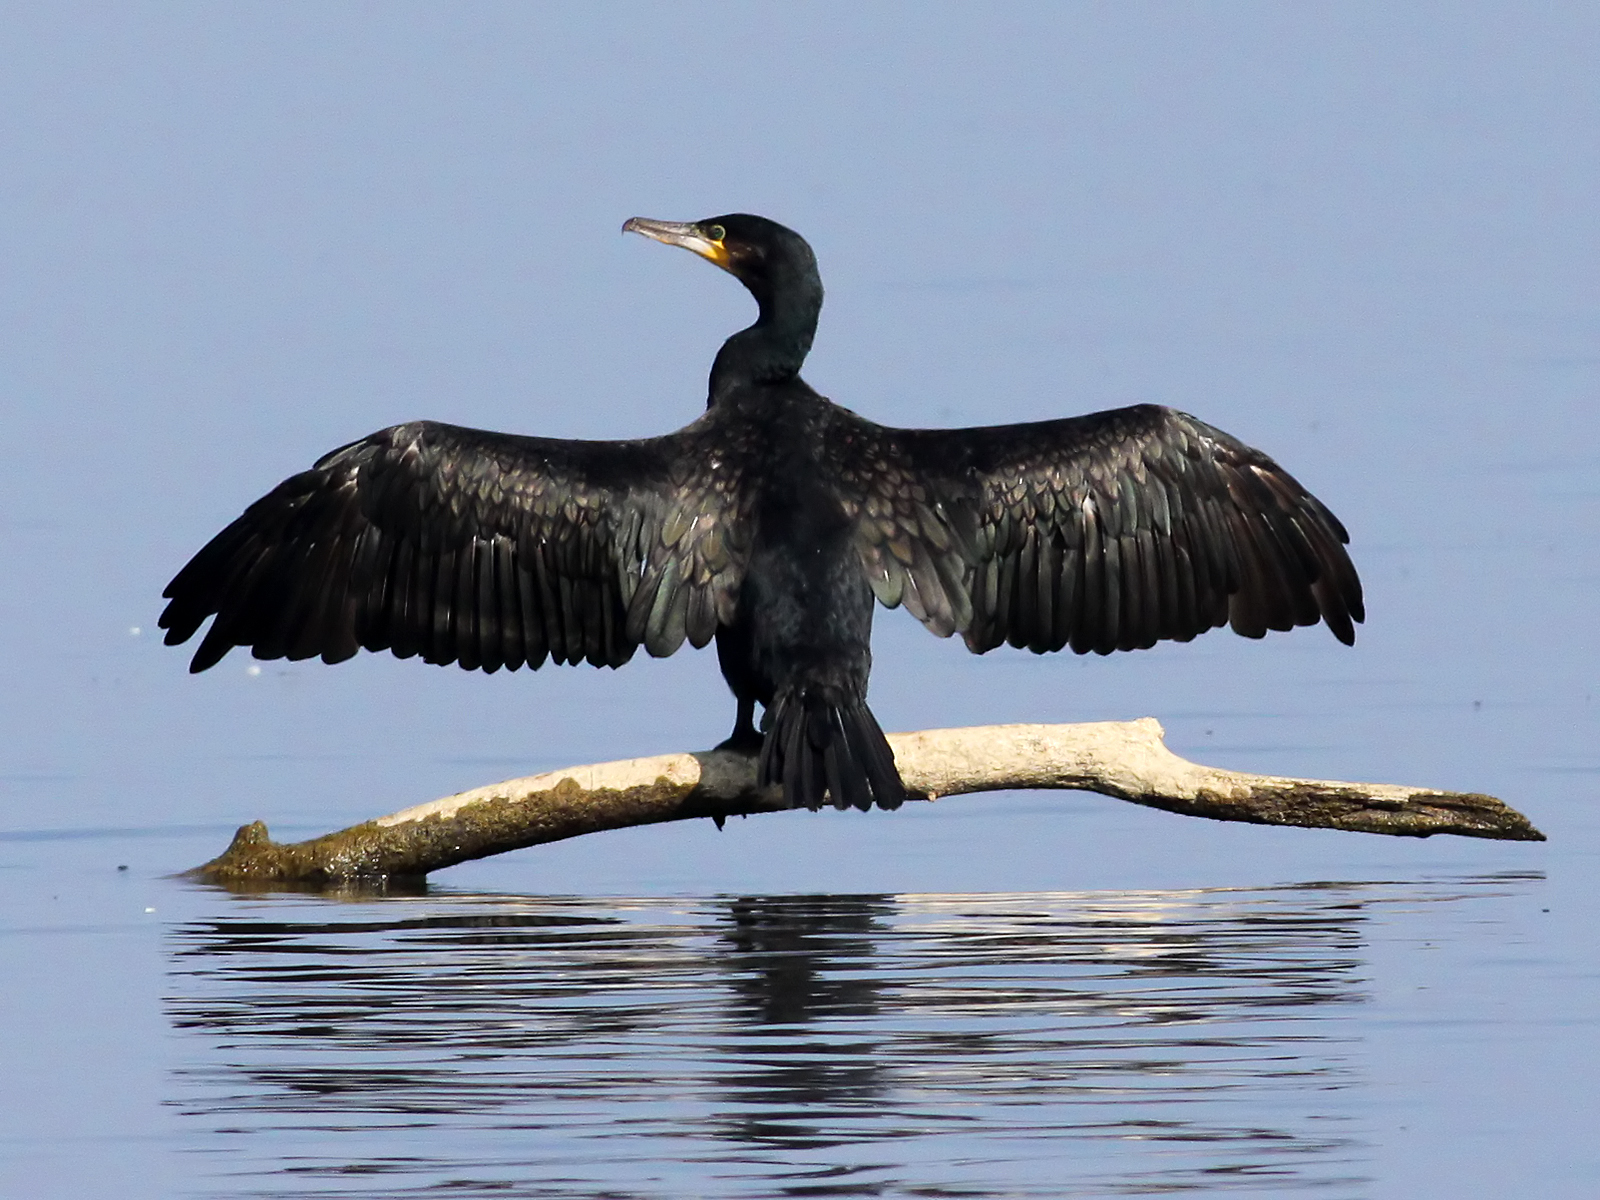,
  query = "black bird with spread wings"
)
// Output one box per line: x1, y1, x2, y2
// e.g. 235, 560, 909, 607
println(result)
161, 214, 1363, 813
